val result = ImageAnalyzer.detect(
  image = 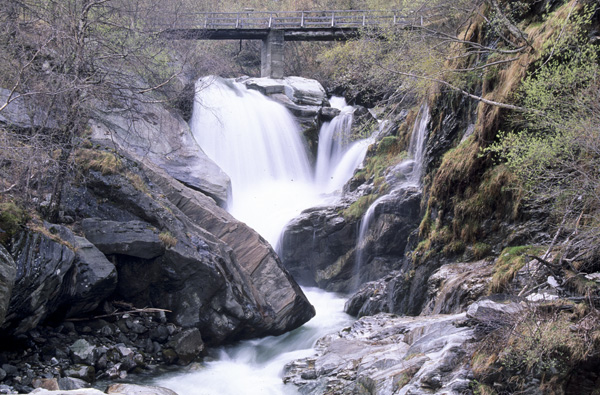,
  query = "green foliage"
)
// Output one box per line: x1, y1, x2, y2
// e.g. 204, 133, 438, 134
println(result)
341, 193, 379, 221
485, 3, 600, 269
489, 245, 545, 293
0, 202, 26, 244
